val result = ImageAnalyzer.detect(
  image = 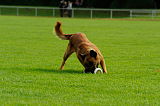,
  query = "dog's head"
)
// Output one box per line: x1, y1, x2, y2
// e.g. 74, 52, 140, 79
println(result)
79, 50, 100, 73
